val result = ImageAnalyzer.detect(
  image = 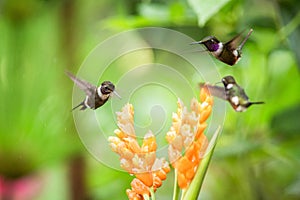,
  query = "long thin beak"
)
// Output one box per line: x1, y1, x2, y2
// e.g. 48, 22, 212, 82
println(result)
214, 81, 222, 85
190, 41, 202, 45
113, 90, 122, 99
